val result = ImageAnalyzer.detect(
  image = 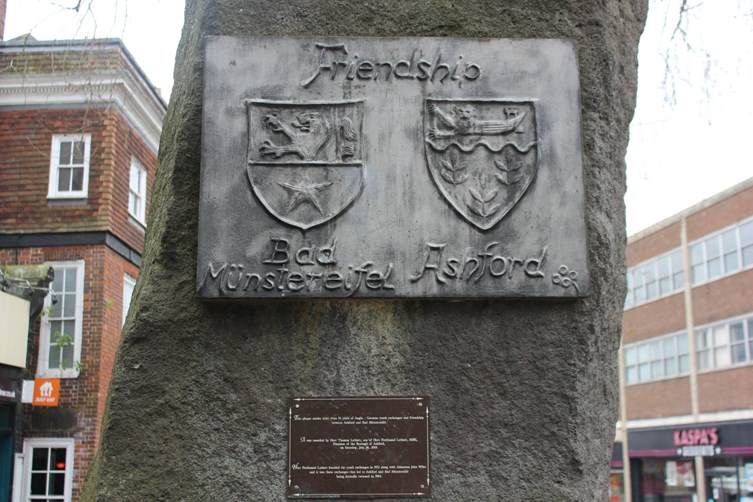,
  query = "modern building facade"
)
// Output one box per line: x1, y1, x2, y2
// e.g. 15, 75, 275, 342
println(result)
614, 177, 753, 502
0, 34, 164, 501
